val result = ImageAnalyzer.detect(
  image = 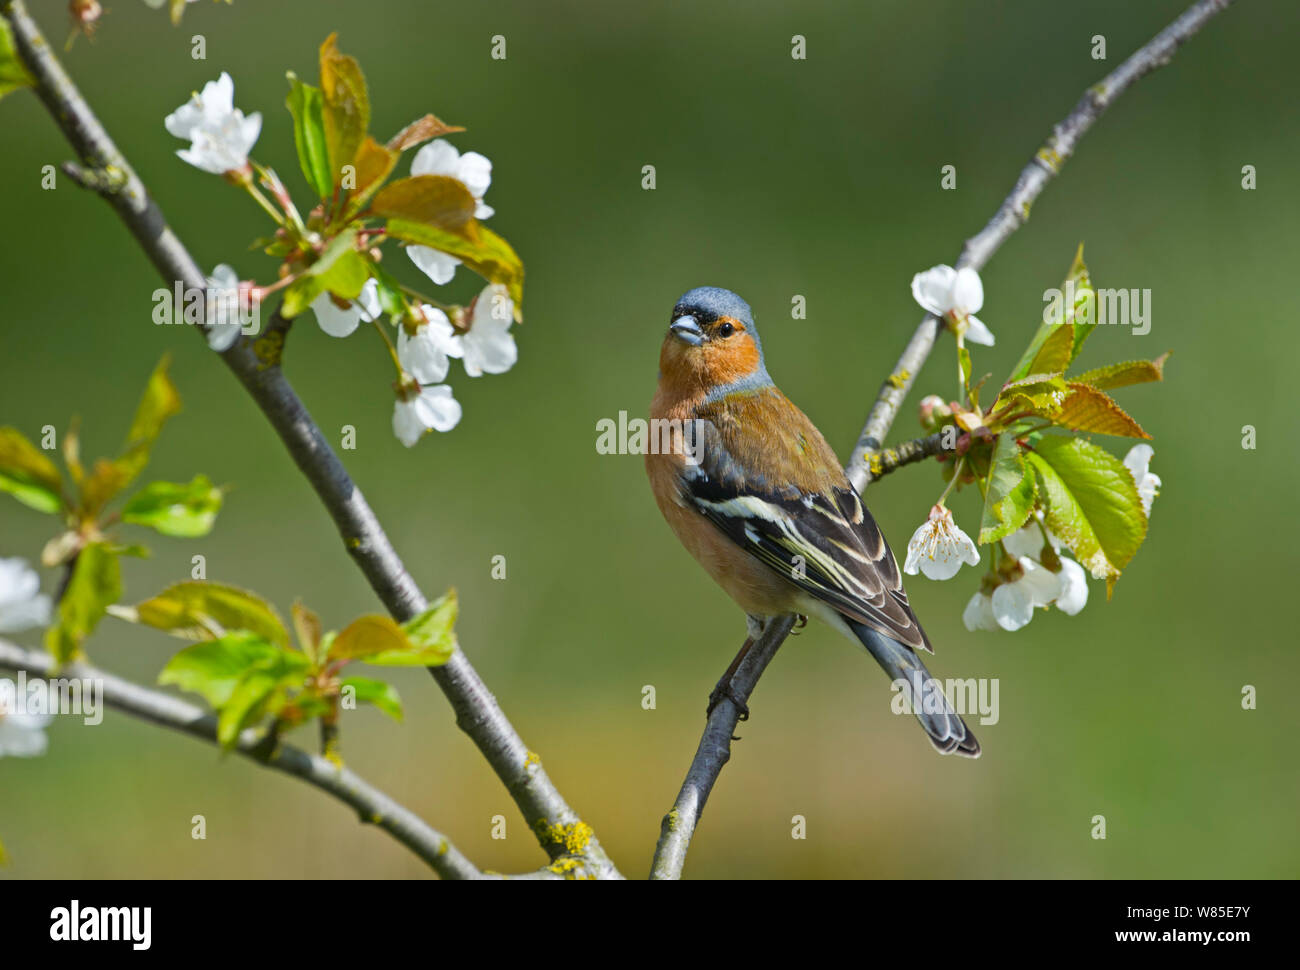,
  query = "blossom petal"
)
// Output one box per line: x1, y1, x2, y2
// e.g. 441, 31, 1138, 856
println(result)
991, 582, 1034, 631
910, 265, 956, 315
0, 591, 51, 634
410, 139, 460, 178
311, 292, 362, 338
413, 385, 463, 432
0, 715, 49, 758
204, 72, 235, 119
962, 591, 1000, 632
408, 245, 461, 285
1124, 444, 1160, 515
1054, 558, 1089, 615
963, 315, 996, 346
1001, 523, 1046, 560
457, 151, 493, 200
1017, 557, 1061, 606
952, 266, 984, 314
